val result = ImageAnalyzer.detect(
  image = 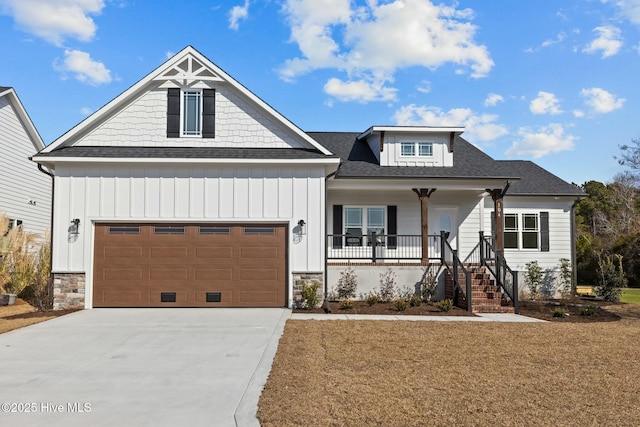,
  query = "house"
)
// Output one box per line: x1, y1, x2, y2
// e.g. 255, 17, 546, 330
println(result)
32, 46, 584, 311
0, 86, 52, 239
